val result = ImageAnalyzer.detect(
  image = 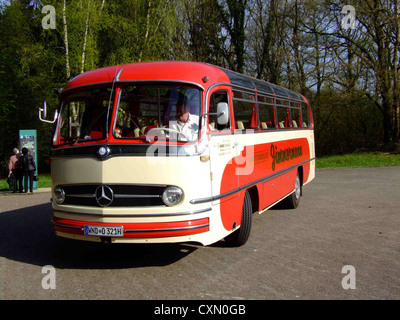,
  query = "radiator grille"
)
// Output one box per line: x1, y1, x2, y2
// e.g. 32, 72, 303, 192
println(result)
60, 184, 165, 207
